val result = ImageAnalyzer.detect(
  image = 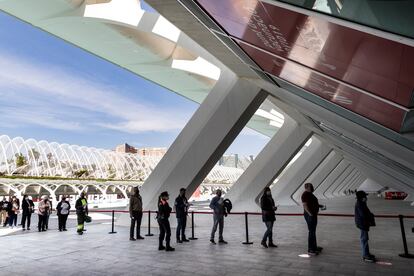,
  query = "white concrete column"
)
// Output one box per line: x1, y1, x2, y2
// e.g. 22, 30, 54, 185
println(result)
292, 151, 343, 203
332, 169, 359, 197
226, 116, 312, 212
140, 74, 267, 210
314, 160, 350, 199
324, 166, 356, 198
270, 137, 331, 206
358, 178, 384, 192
